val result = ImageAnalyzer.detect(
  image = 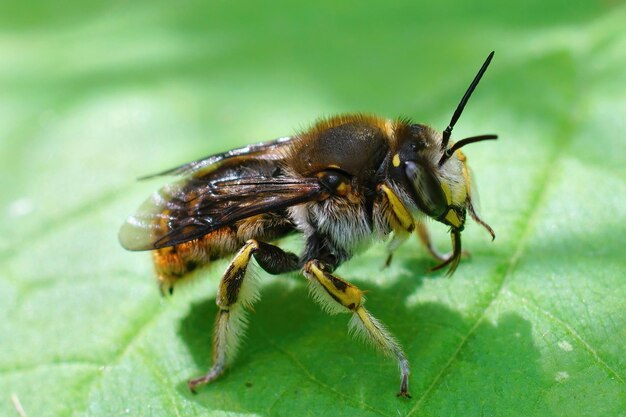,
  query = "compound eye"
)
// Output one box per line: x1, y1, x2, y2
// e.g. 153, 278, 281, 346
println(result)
405, 161, 447, 218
